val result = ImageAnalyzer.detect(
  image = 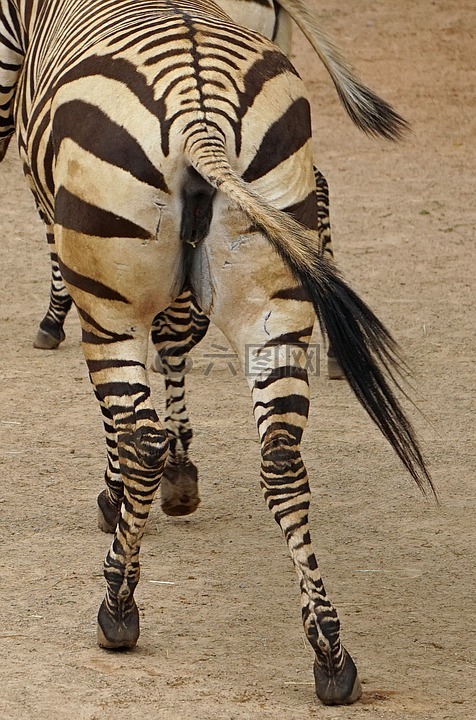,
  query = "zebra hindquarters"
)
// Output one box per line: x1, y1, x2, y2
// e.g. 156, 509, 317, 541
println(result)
190, 199, 361, 705
52, 130, 183, 648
